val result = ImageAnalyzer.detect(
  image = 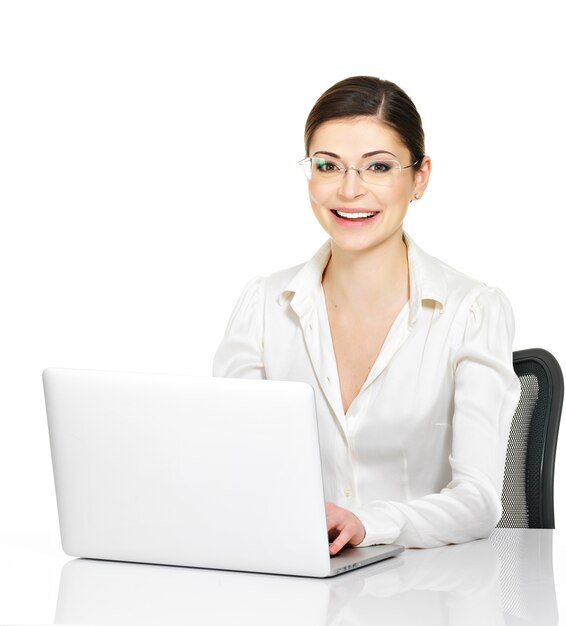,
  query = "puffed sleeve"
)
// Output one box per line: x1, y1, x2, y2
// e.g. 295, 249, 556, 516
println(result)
350, 286, 522, 548
212, 276, 267, 380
